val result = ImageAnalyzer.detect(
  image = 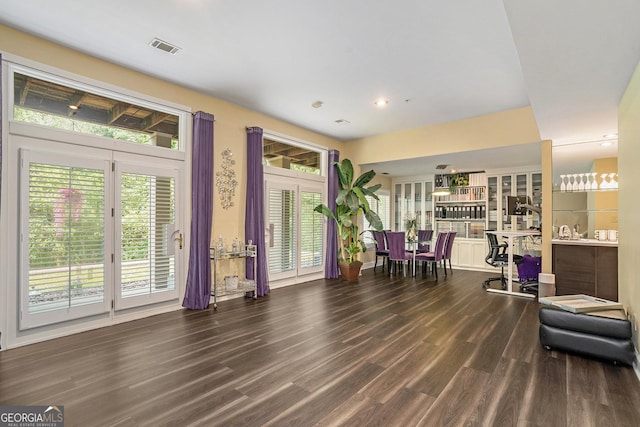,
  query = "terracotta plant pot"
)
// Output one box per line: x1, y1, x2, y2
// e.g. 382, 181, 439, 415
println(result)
338, 261, 362, 281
